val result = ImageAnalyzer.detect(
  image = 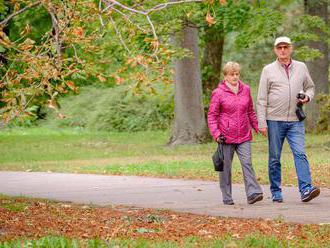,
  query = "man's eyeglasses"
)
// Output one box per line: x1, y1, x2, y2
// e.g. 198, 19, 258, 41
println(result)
276, 45, 290, 50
